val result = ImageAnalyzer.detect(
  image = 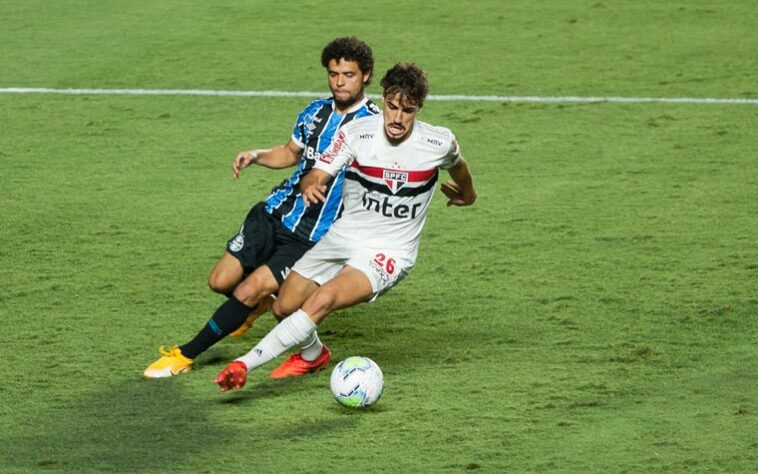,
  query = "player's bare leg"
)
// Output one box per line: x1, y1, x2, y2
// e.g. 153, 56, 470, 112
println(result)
189, 265, 279, 345
217, 266, 374, 389
300, 265, 374, 323
268, 270, 327, 378
145, 265, 278, 378
227, 266, 278, 336
209, 252, 279, 335
208, 252, 245, 295
272, 271, 320, 321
